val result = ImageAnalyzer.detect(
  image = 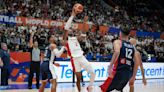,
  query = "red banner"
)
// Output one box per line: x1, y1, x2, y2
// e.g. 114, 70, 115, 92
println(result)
16, 17, 64, 28
10, 52, 31, 63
